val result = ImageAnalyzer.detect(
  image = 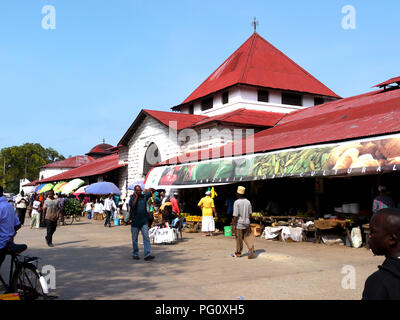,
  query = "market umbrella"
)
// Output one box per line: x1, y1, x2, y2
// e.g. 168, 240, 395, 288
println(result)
128, 179, 145, 190
38, 183, 55, 194
73, 185, 87, 196
61, 178, 85, 195
85, 181, 122, 195
34, 184, 46, 193
53, 181, 67, 193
